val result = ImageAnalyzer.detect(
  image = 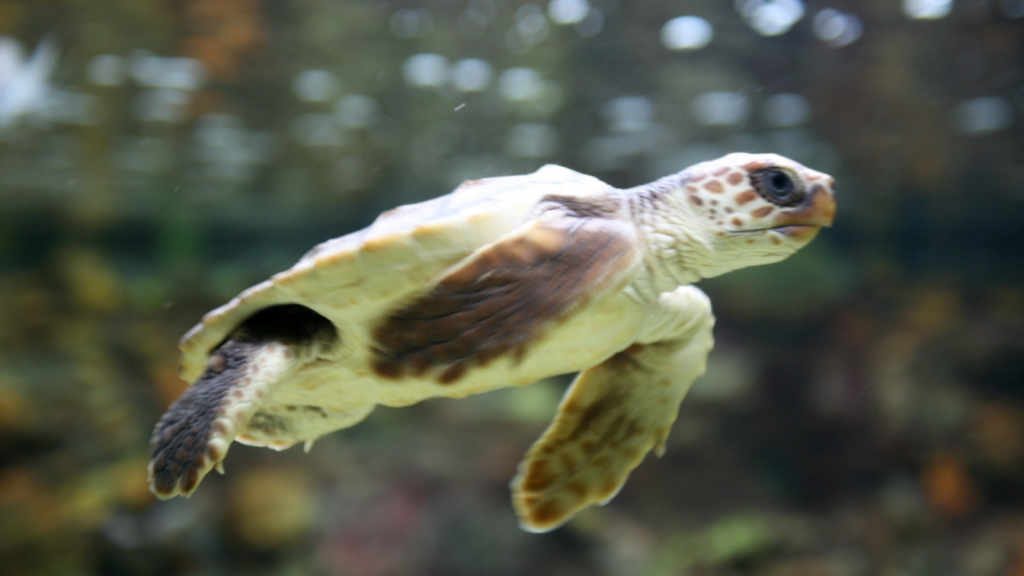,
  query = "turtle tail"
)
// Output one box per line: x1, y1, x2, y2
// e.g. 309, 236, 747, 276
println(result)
148, 305, 337, 500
